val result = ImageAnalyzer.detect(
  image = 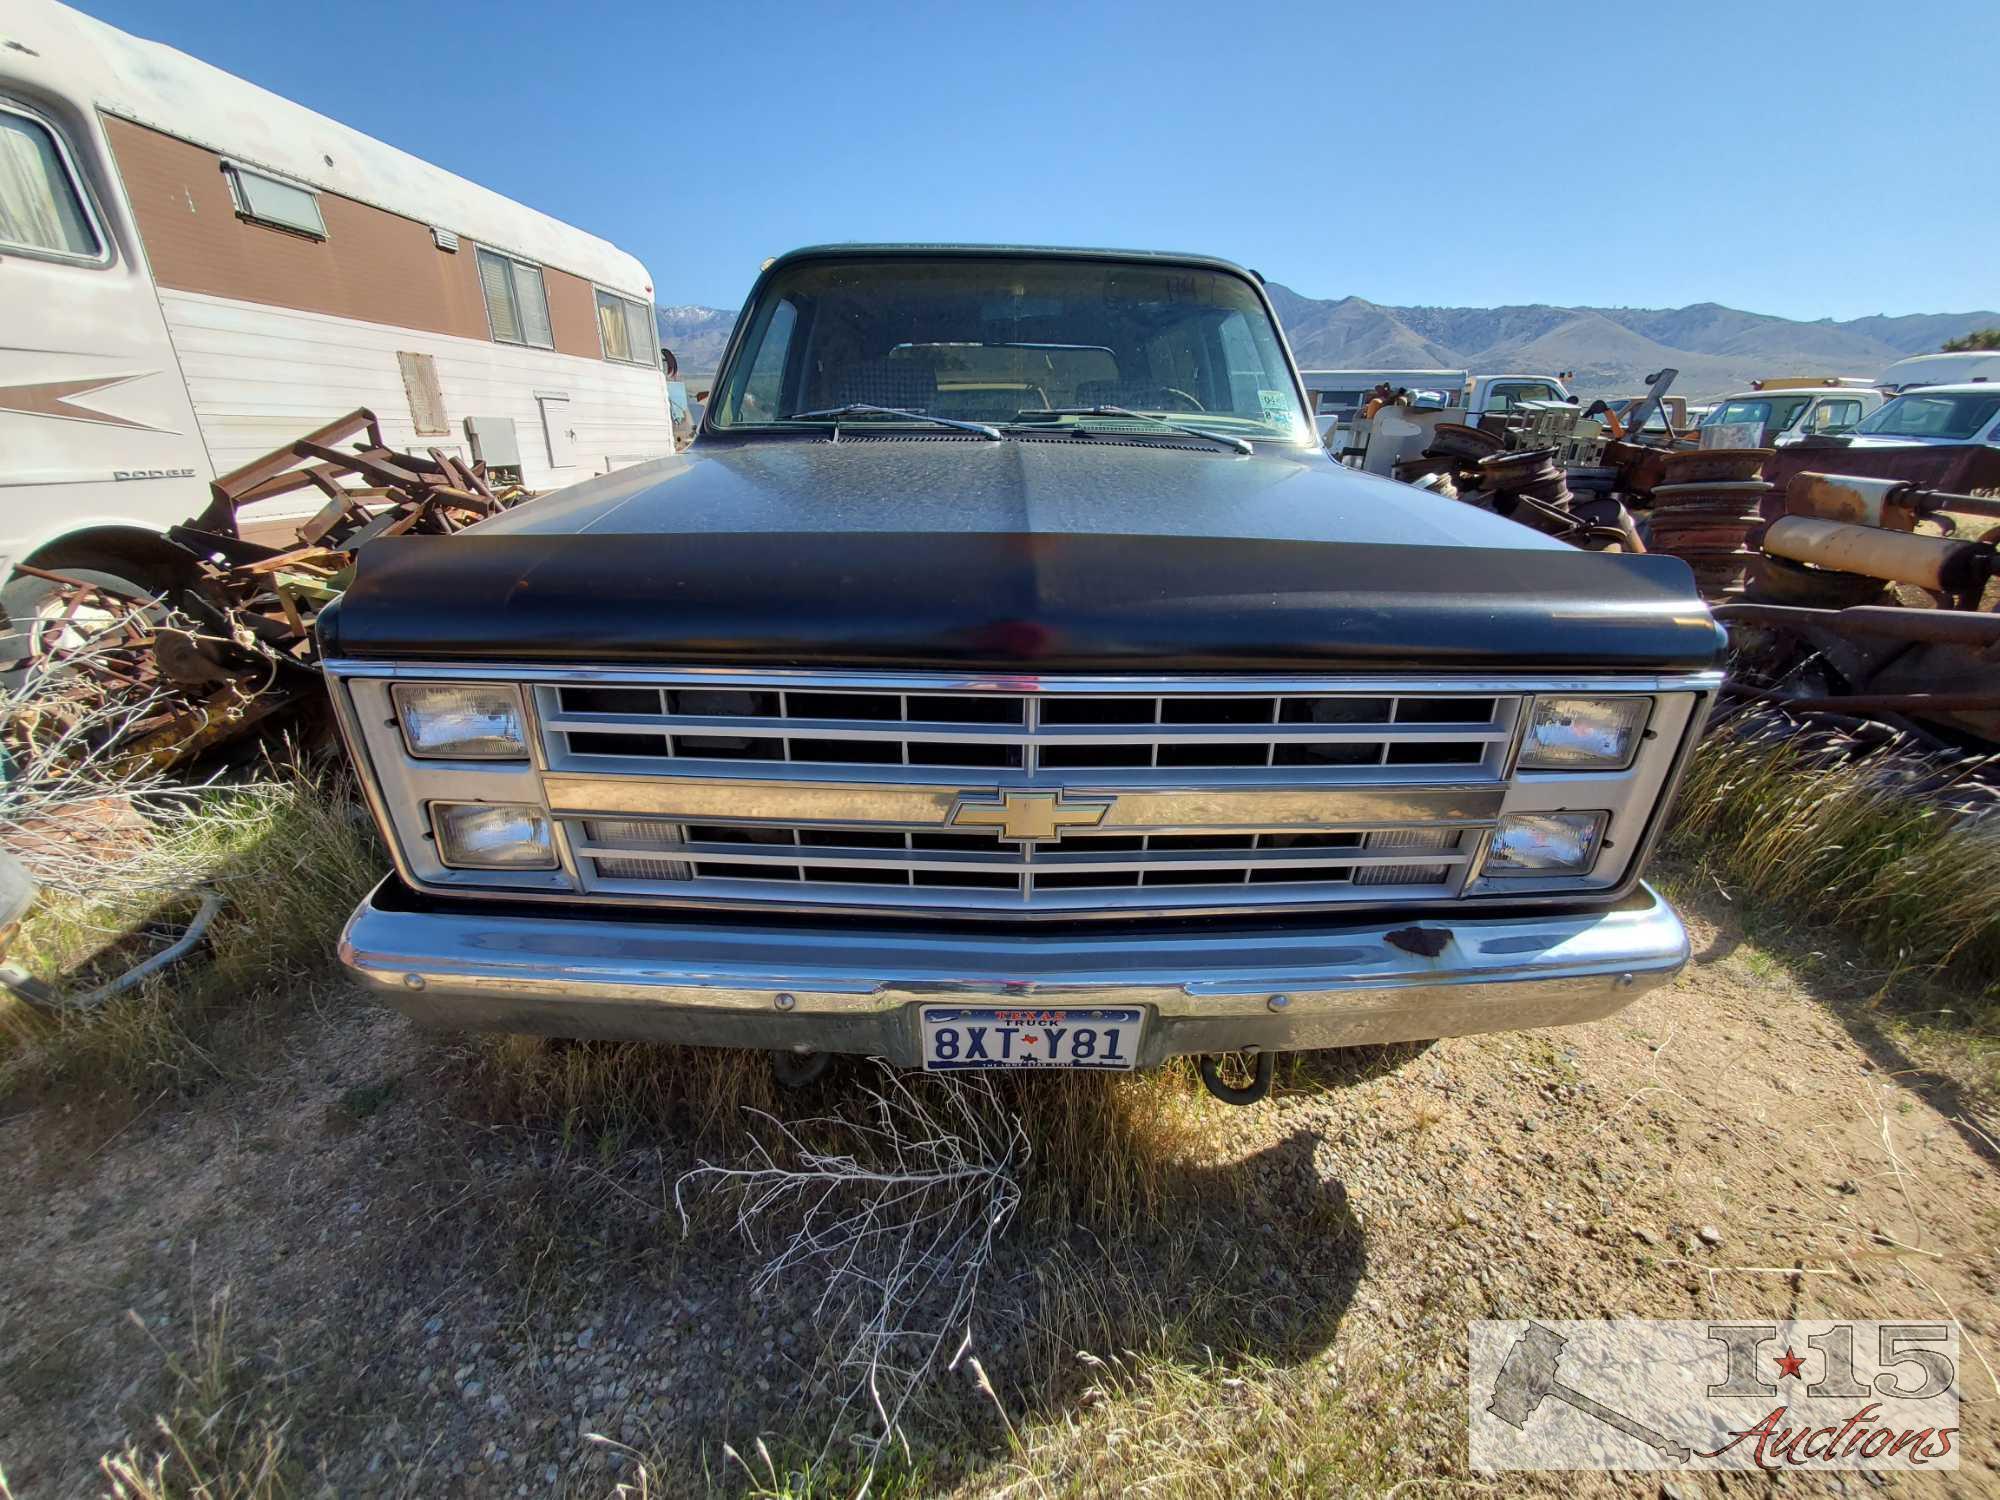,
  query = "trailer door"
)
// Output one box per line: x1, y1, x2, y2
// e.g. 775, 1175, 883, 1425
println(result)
537, 392, 574, 469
